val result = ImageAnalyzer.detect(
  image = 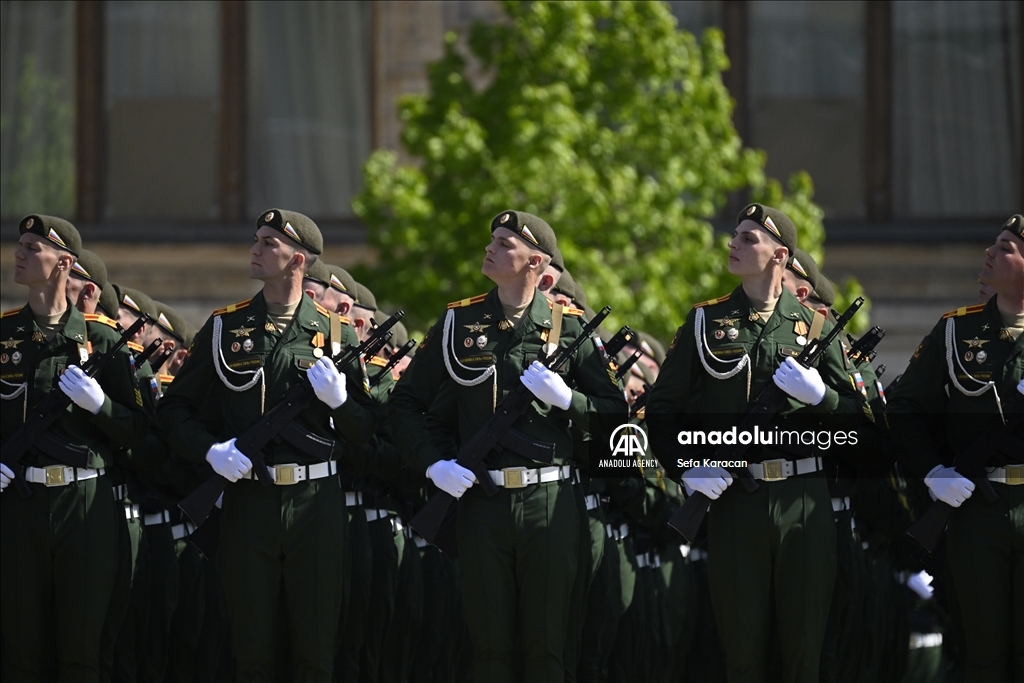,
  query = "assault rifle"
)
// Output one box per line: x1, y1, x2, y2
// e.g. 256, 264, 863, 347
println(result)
178, 311, 404, 527
848, 327, 885, 367
666, 298, 865, 543
369, 339, 417, 389
1, 314, 149, 498
906, 391, 1023, 553
615, 348, 644, 381
410, 307, 612, 545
